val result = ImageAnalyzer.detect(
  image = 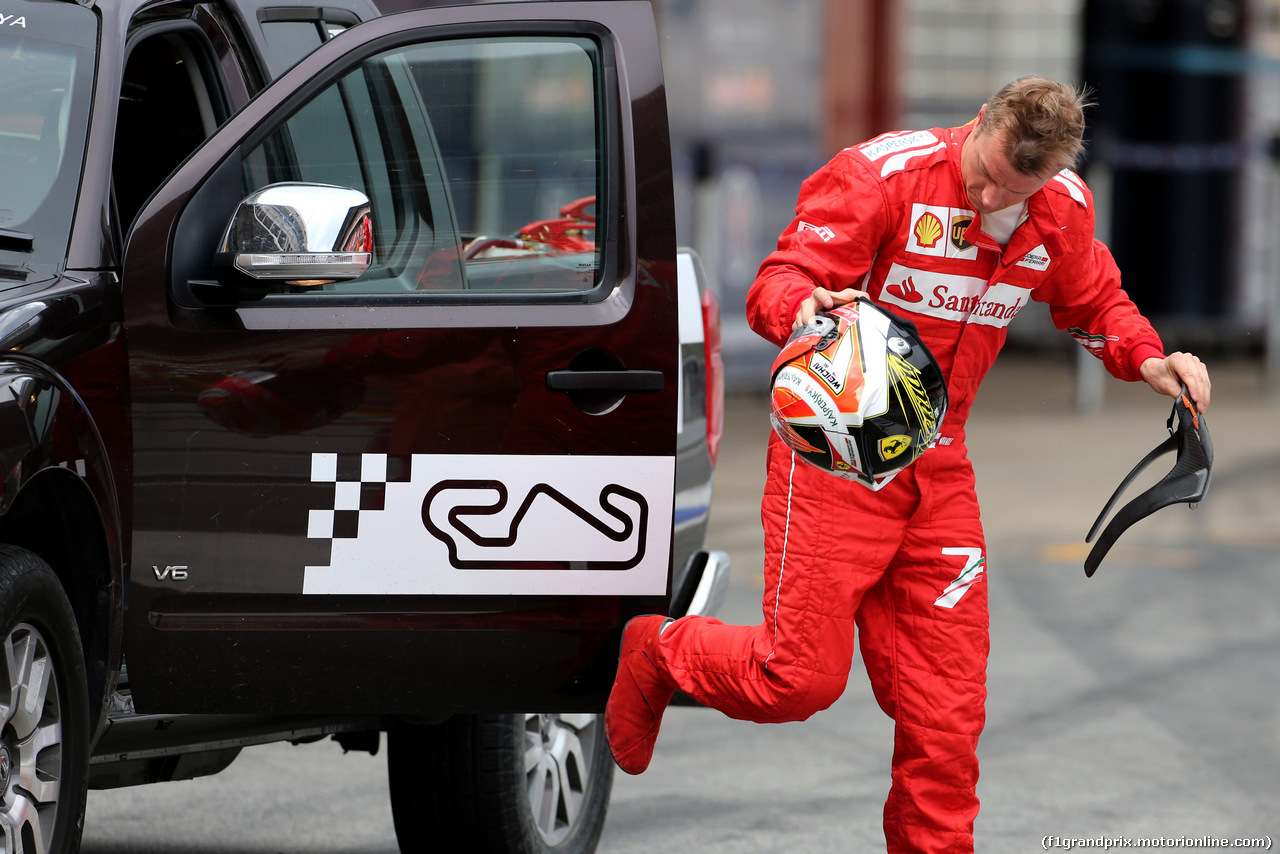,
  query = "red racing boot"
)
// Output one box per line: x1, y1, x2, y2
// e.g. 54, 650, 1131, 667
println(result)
605, 615, 676, 775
